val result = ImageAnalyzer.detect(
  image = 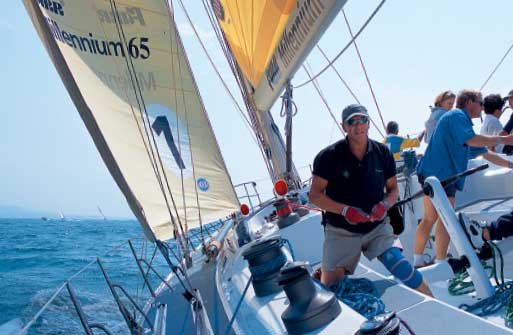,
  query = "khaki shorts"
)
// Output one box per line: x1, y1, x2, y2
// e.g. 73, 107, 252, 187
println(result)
322, 223, 396, 273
